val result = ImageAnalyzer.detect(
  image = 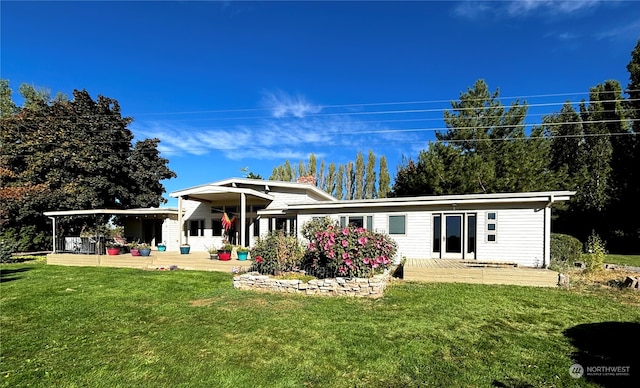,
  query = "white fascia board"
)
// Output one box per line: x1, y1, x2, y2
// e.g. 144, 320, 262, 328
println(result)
257, 208, 287, 215
44, 208, 180, 217
171, 177, 336, 201
287, 191, 576, 210
171, 185, 274, 201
